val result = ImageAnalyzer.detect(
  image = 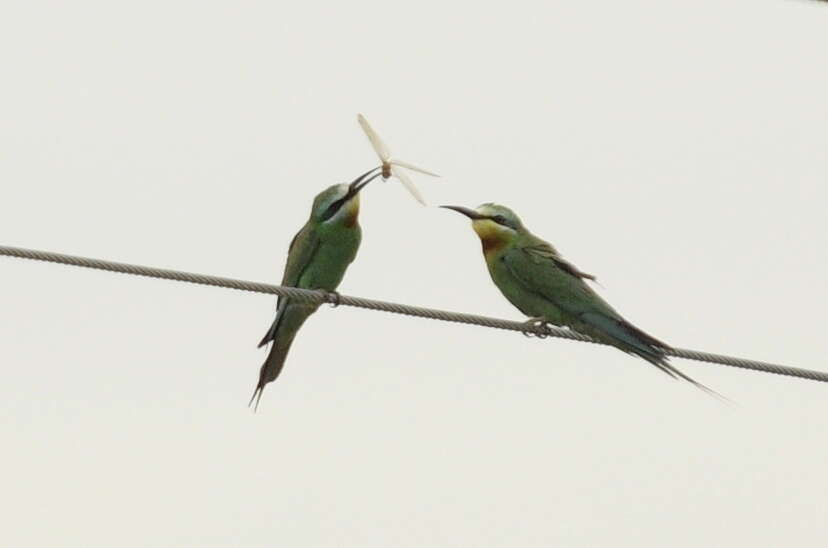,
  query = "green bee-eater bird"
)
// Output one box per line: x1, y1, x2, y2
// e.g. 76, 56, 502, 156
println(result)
251, 167, 383, 407
442, 203, 718, 396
